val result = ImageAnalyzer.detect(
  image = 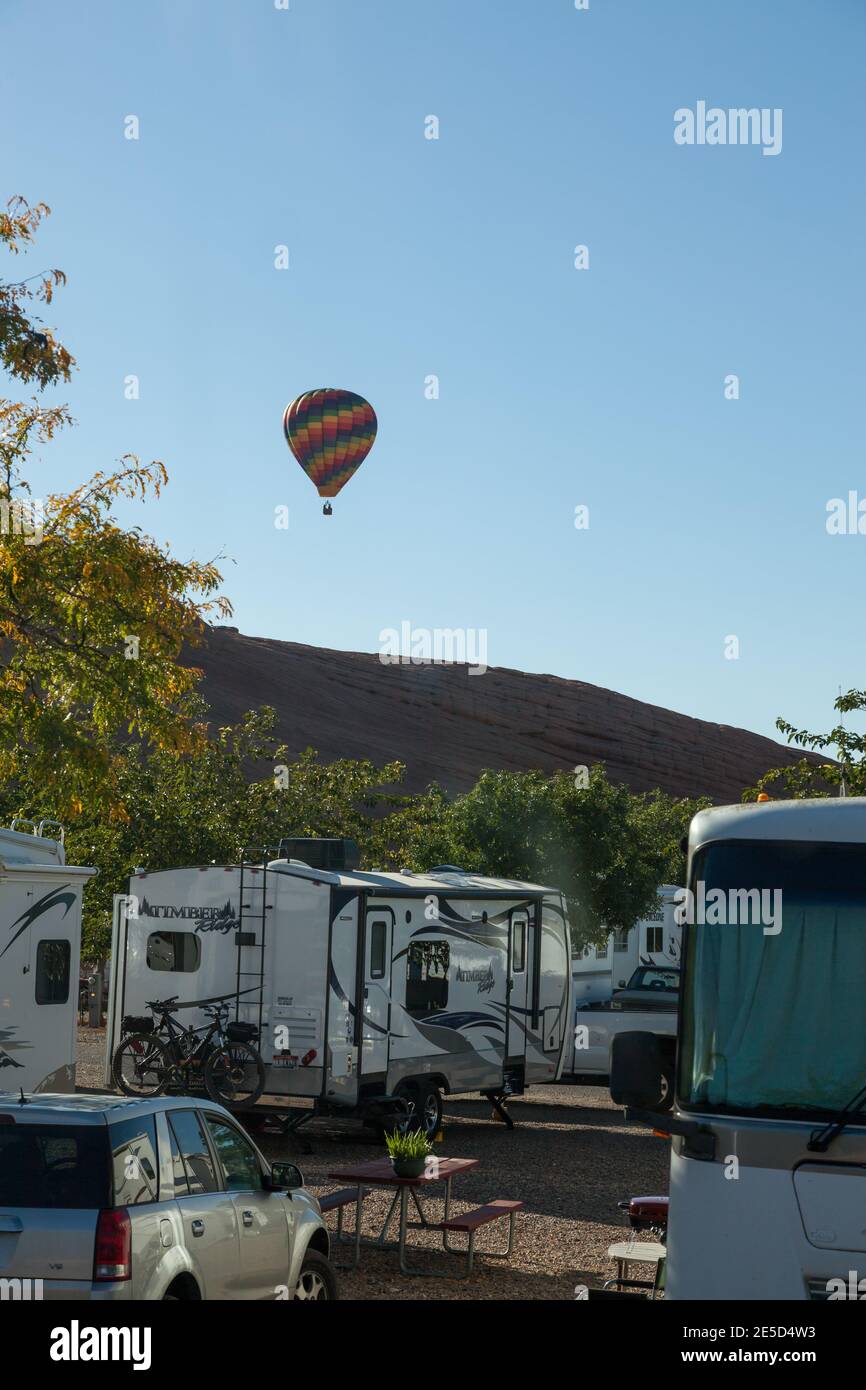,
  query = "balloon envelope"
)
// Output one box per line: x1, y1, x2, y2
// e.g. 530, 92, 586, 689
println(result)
283, 388, 377, 500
